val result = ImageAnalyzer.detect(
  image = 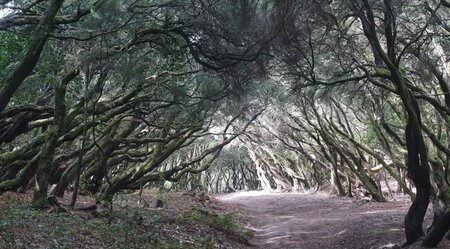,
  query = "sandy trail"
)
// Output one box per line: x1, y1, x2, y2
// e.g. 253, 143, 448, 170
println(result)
217, 191, 411, 249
